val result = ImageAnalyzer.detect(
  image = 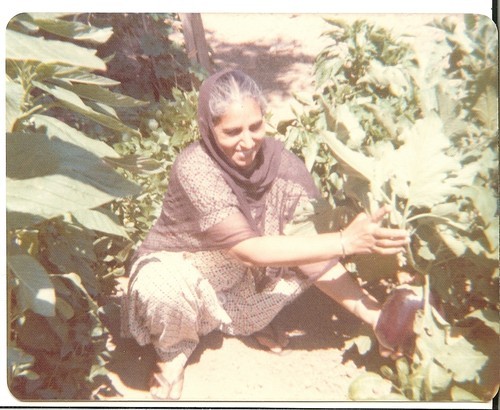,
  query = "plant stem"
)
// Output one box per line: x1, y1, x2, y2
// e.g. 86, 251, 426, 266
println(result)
406, 213, 452, 224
